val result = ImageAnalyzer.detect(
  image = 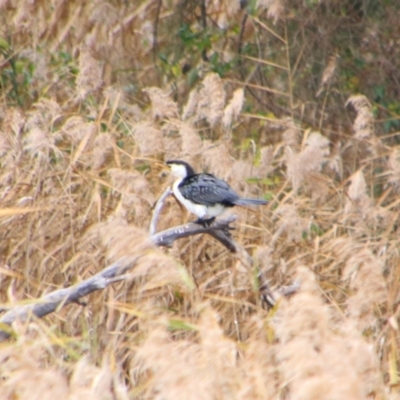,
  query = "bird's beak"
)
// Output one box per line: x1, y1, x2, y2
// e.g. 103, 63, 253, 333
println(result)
159, 163, 172, 179
152, 161, 168, 169
155, 163, 169, 179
